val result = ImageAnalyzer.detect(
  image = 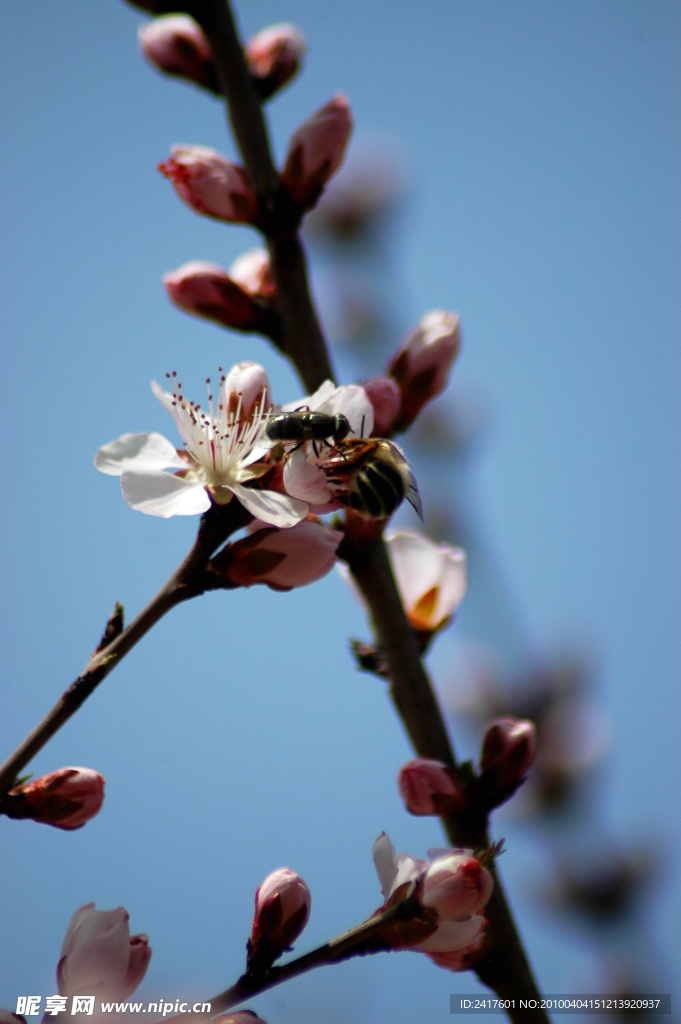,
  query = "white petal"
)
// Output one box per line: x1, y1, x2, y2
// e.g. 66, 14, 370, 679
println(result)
283, 379, 335, 412
372, 833, 398, 898
436, 548, 467, 620
151, 379, 176, 415
416, 914, 485, 953
386, 532, 432, 603
95, 432, 185, 477
120, 471, 211, 517
283, 450, 335, 504
393, 852, 428, 891
230, 482, 308, 528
